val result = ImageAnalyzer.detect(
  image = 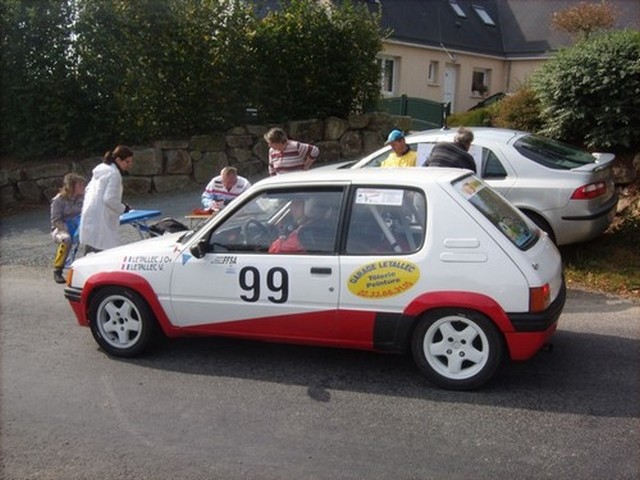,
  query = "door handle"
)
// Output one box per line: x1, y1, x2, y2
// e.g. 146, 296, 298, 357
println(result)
310, 267, 332, 275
